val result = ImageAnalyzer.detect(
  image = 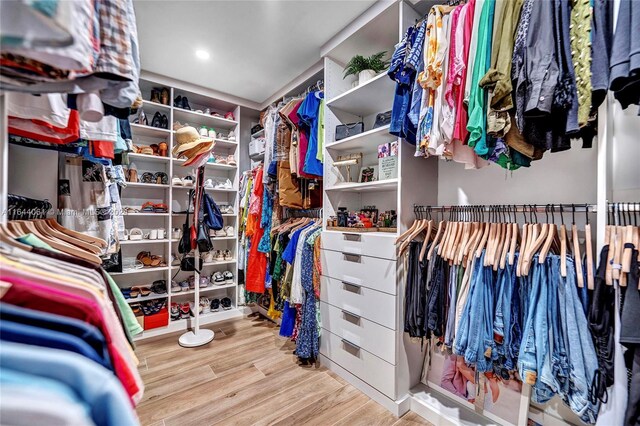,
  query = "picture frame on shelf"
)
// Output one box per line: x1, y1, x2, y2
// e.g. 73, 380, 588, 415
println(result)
359, 165, 378, 183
